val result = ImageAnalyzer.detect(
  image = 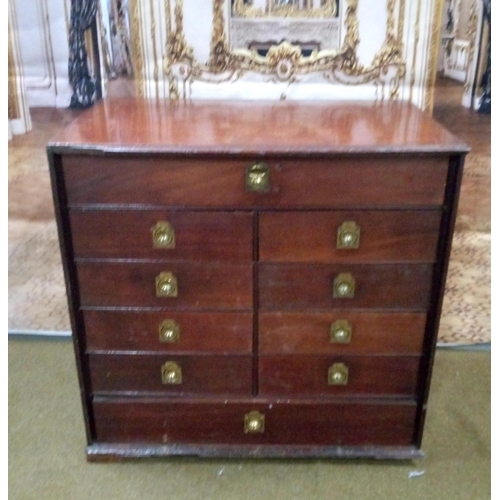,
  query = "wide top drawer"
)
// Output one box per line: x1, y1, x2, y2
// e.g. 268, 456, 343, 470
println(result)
62, 155, 448, 208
